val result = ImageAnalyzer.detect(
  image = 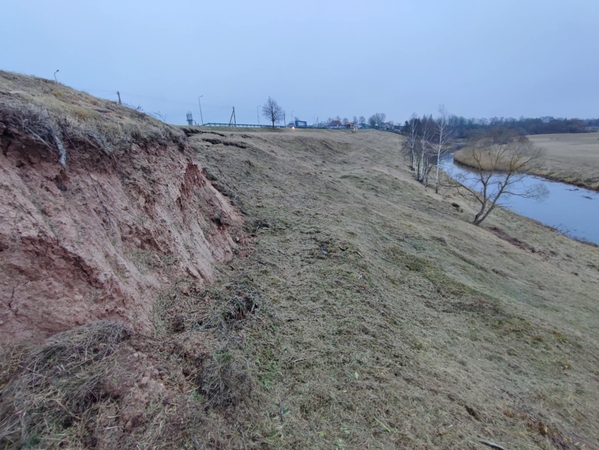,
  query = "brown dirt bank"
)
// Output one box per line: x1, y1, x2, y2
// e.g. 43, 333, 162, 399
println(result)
0, 73, 248, 344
